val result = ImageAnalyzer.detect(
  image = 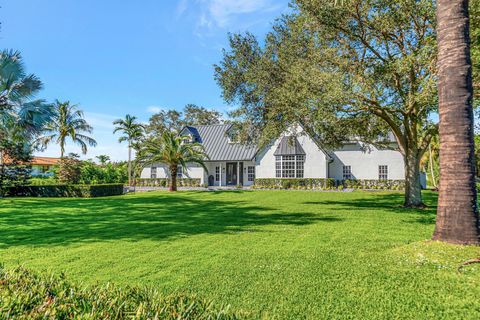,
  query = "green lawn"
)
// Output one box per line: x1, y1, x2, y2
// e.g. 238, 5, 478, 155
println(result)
1, 190, 479, 319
